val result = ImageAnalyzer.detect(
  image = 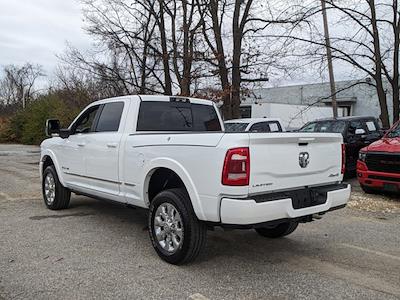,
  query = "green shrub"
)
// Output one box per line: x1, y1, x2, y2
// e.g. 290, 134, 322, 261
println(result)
1, 93, 82, 145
